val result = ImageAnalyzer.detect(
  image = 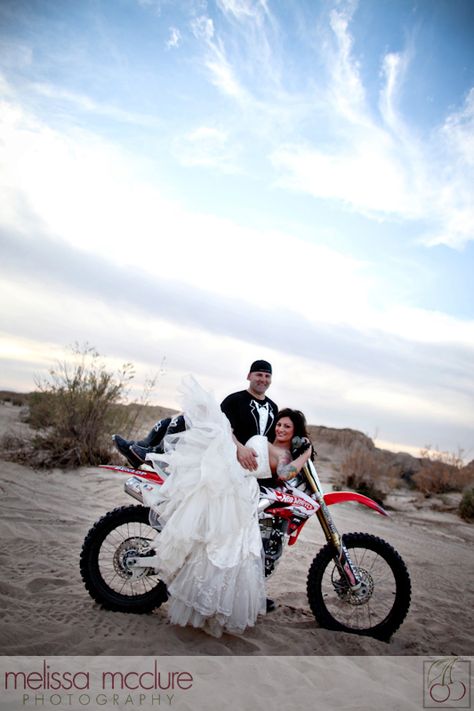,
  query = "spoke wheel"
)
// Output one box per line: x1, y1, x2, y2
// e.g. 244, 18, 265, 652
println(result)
307, 532, 411, 640
80, 505, 168, 613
